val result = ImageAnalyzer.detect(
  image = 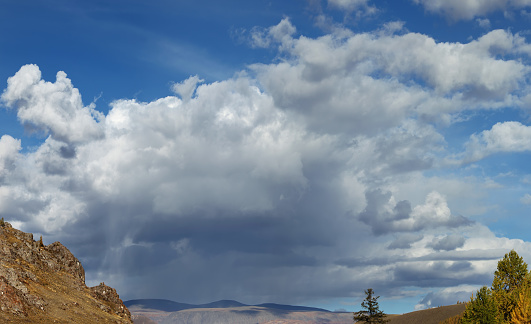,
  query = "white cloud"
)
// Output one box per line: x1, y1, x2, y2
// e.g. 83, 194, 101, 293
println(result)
358, 190, 471, 235
0, 135, 20, 179
253, 27, 531, 136
327, 0, 377, 15
328, 0, 369, 10
476, 18, 491, 28
0, 66, 312, 233
415, 285, 479, 310
250, 17, 296, 49
464, 121, 531, 162
521, 193, 531, 204
171, 75, 204, 101
413, 0, 531, 20
1, 64, 104, 145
